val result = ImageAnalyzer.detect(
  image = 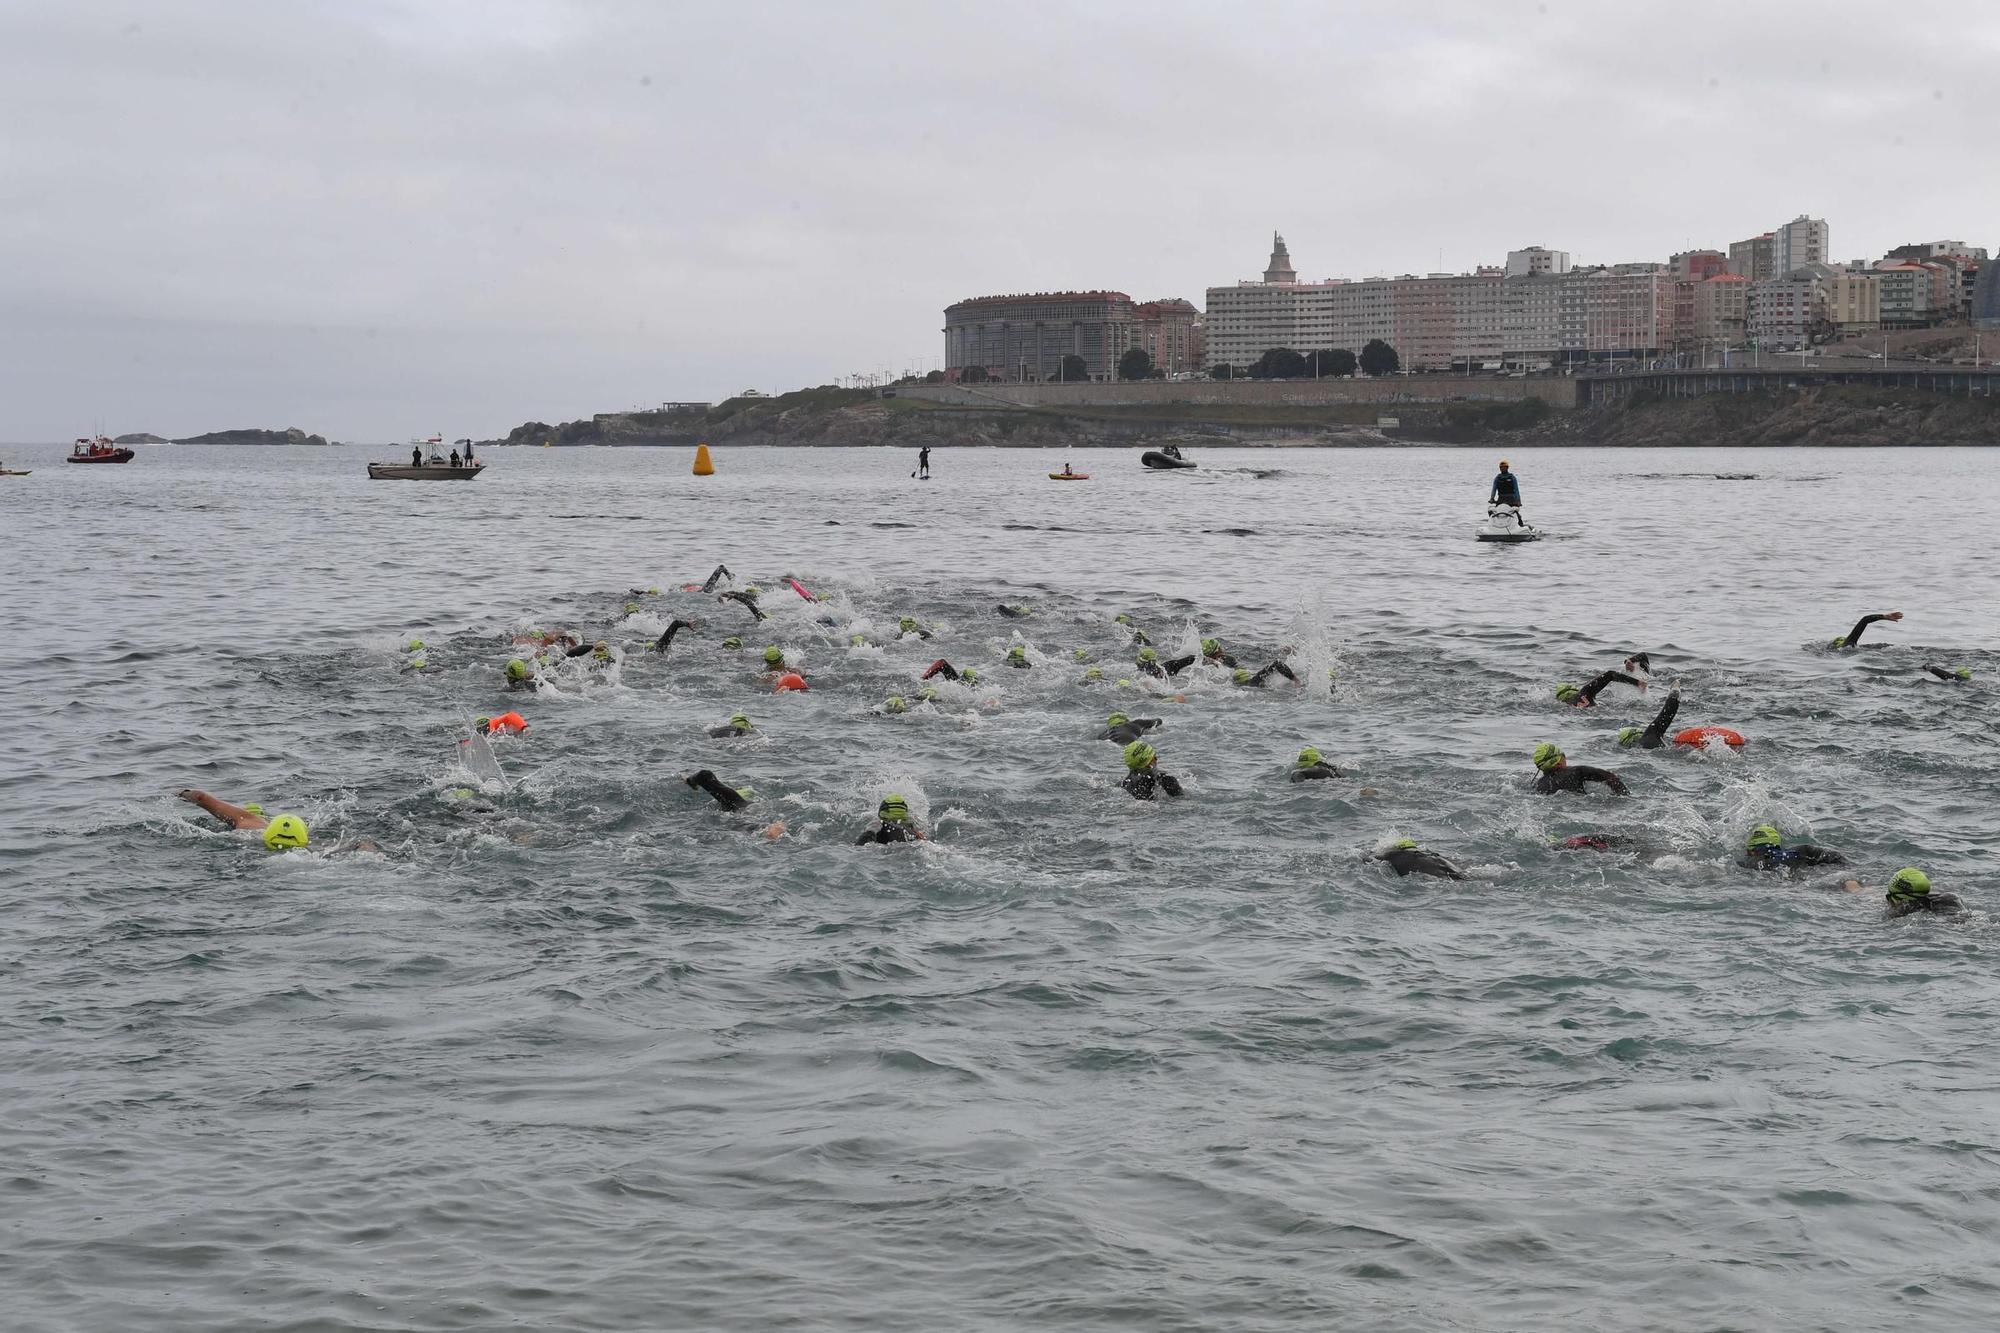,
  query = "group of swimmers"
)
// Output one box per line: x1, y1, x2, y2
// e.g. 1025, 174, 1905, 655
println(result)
175, 561, 1972, 921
